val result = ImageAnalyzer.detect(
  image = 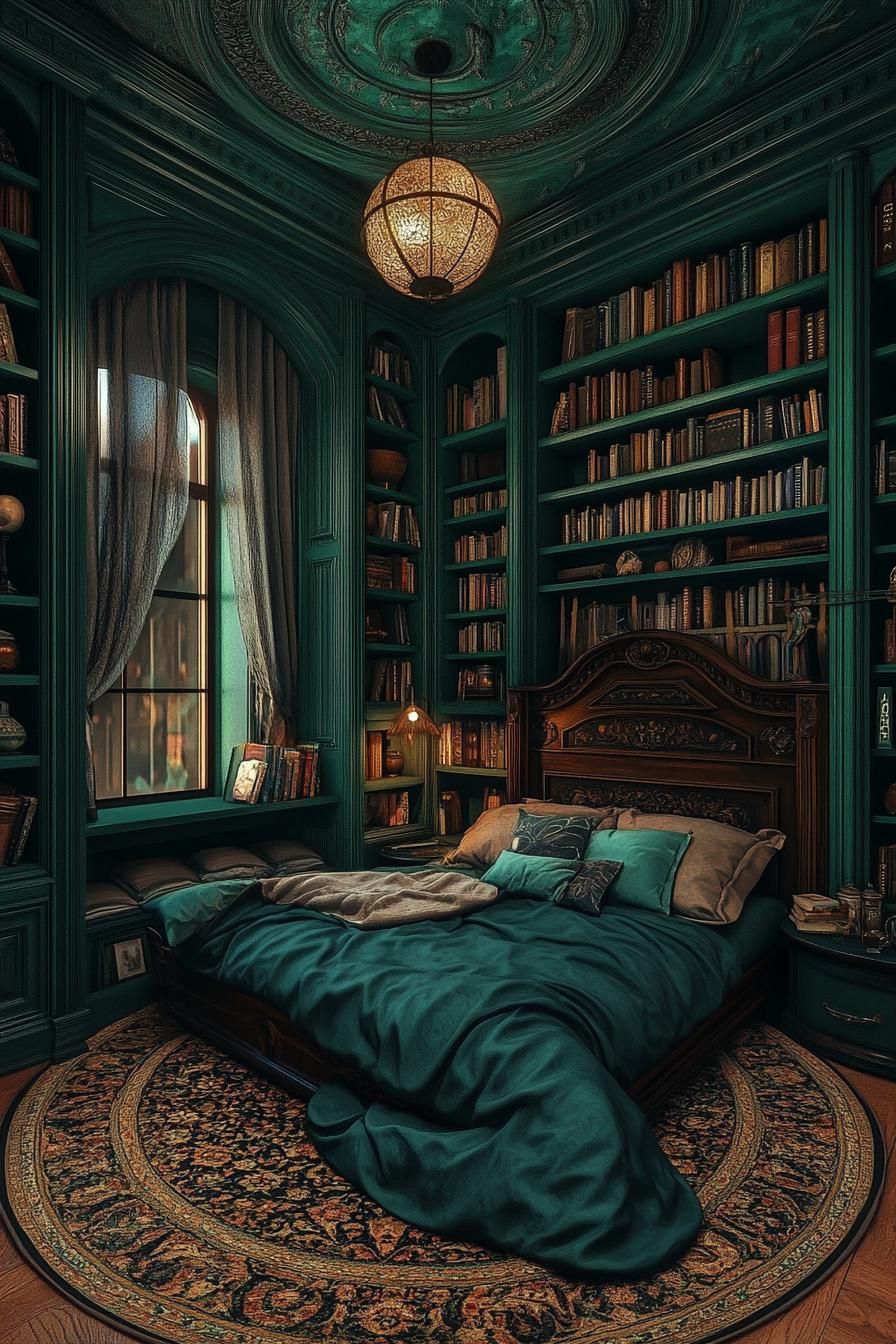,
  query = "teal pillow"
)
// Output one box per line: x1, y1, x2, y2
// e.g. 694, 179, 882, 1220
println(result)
144, 878, 255, 946
585, 828, 691, 914
481, 850, 579, 901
